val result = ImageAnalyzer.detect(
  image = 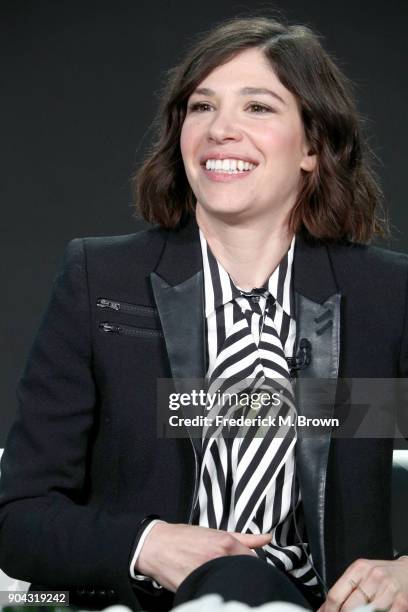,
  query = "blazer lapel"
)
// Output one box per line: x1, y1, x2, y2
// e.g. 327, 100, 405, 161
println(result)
293, 233, 341, 587
150, 218, 205, 455
150, 272, 205, 380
